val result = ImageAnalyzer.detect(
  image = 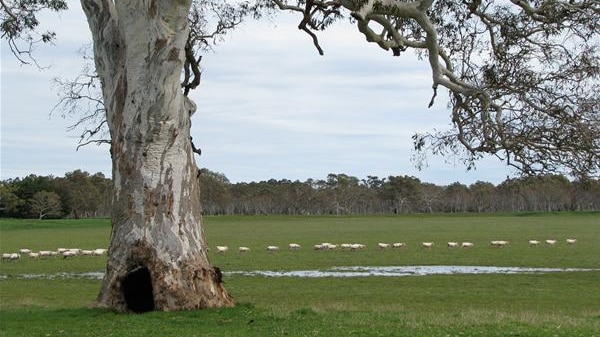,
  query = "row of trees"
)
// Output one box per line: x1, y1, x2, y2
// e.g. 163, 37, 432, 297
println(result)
0, 170, 112, 219
200, 170, 600, 215
4, 168, 597, 219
